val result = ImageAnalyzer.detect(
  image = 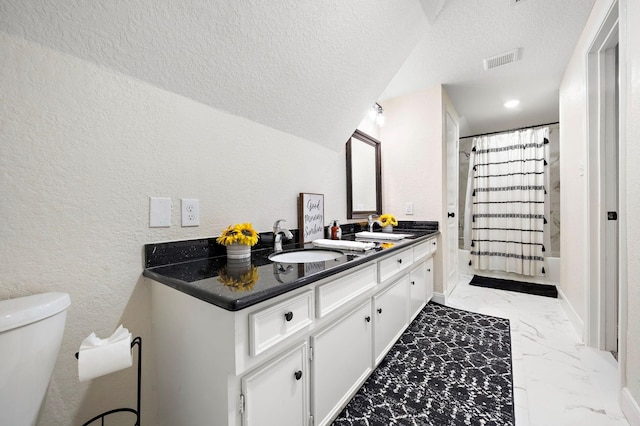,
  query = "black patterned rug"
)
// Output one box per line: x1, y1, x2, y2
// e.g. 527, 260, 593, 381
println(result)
332, 302, 514, 426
